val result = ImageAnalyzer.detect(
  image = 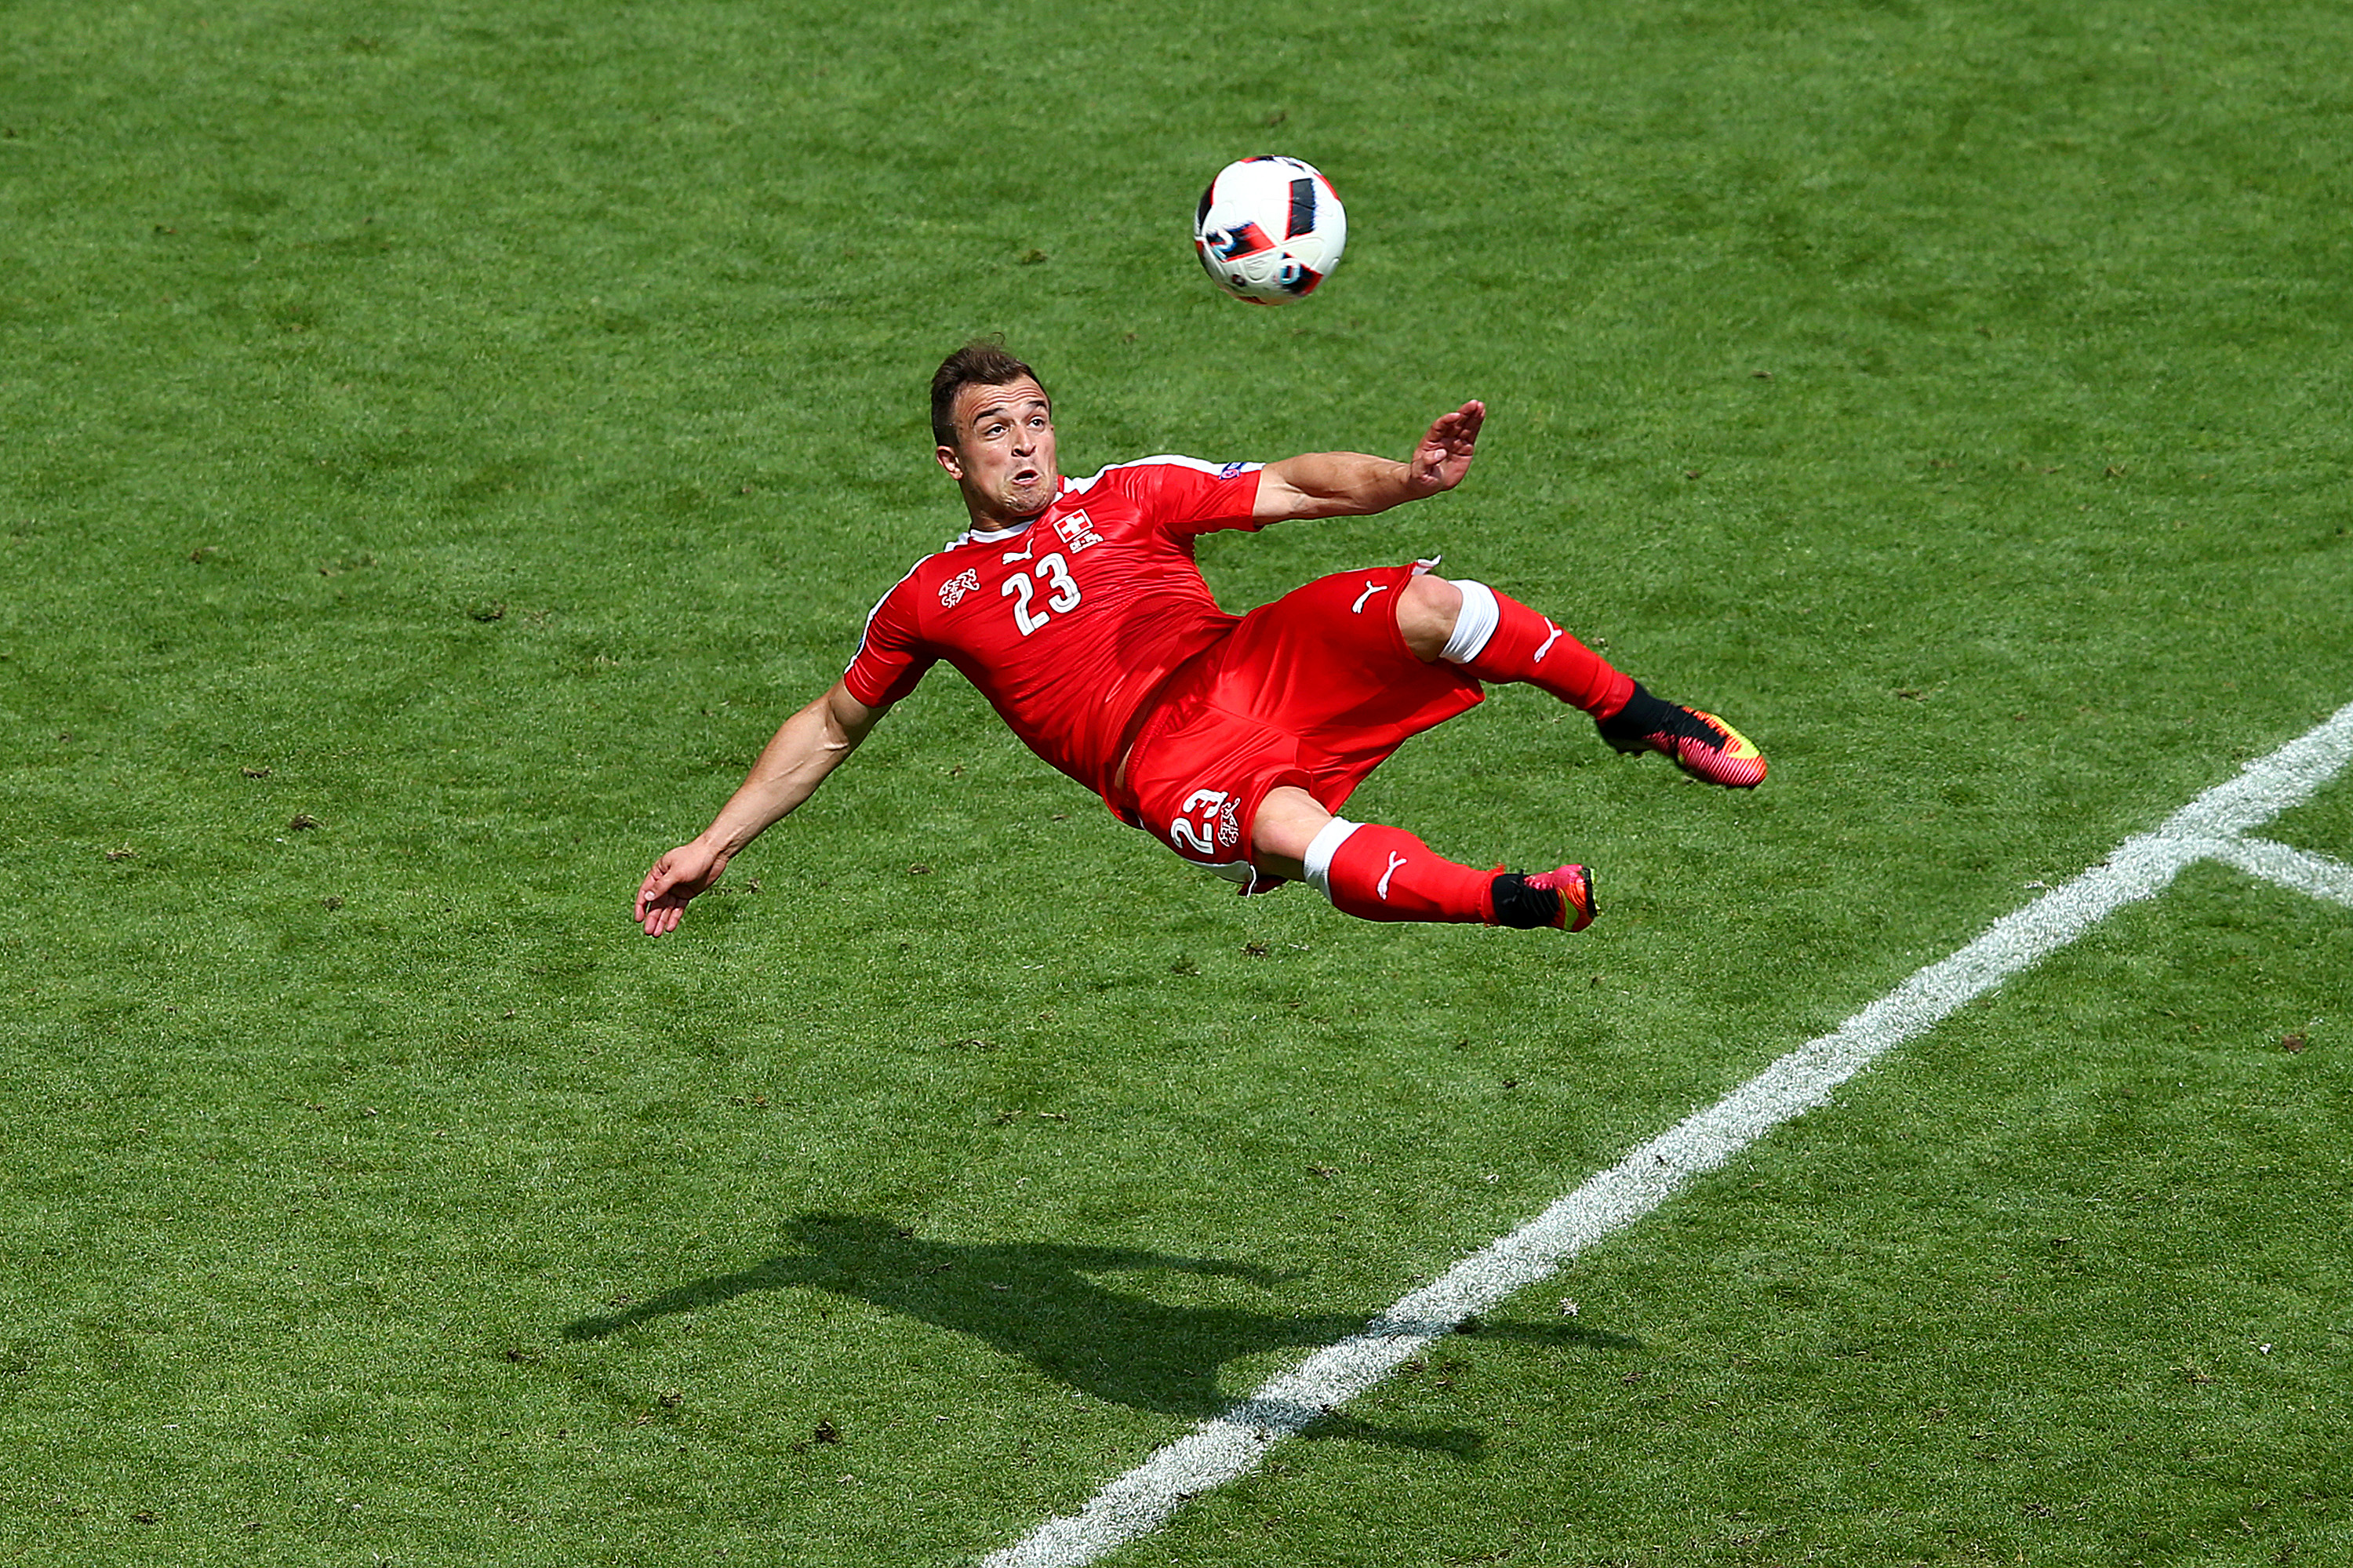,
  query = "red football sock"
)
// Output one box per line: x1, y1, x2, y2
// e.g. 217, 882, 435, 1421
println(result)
1452, 584, 1635, 719
1314, 822, 1496, 925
